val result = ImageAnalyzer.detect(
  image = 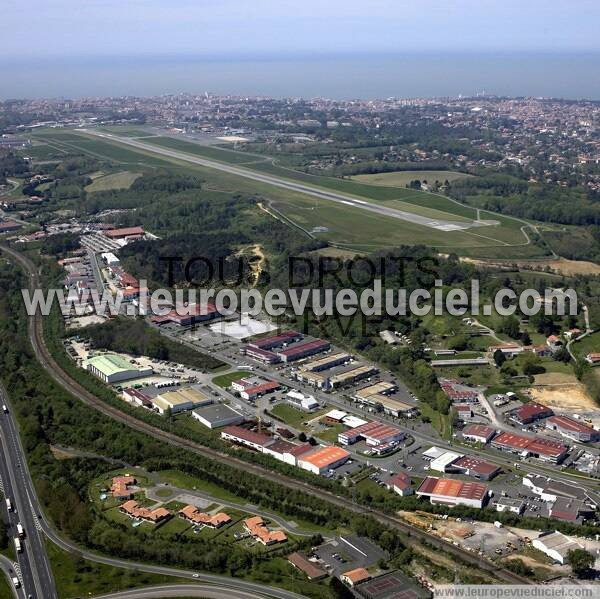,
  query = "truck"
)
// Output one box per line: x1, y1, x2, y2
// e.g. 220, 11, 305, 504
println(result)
2, 404, 7, 413
5, 498, 12, 512
16, 522, 24, 539
14, 537, 22, 553
11, 577, 20, 589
